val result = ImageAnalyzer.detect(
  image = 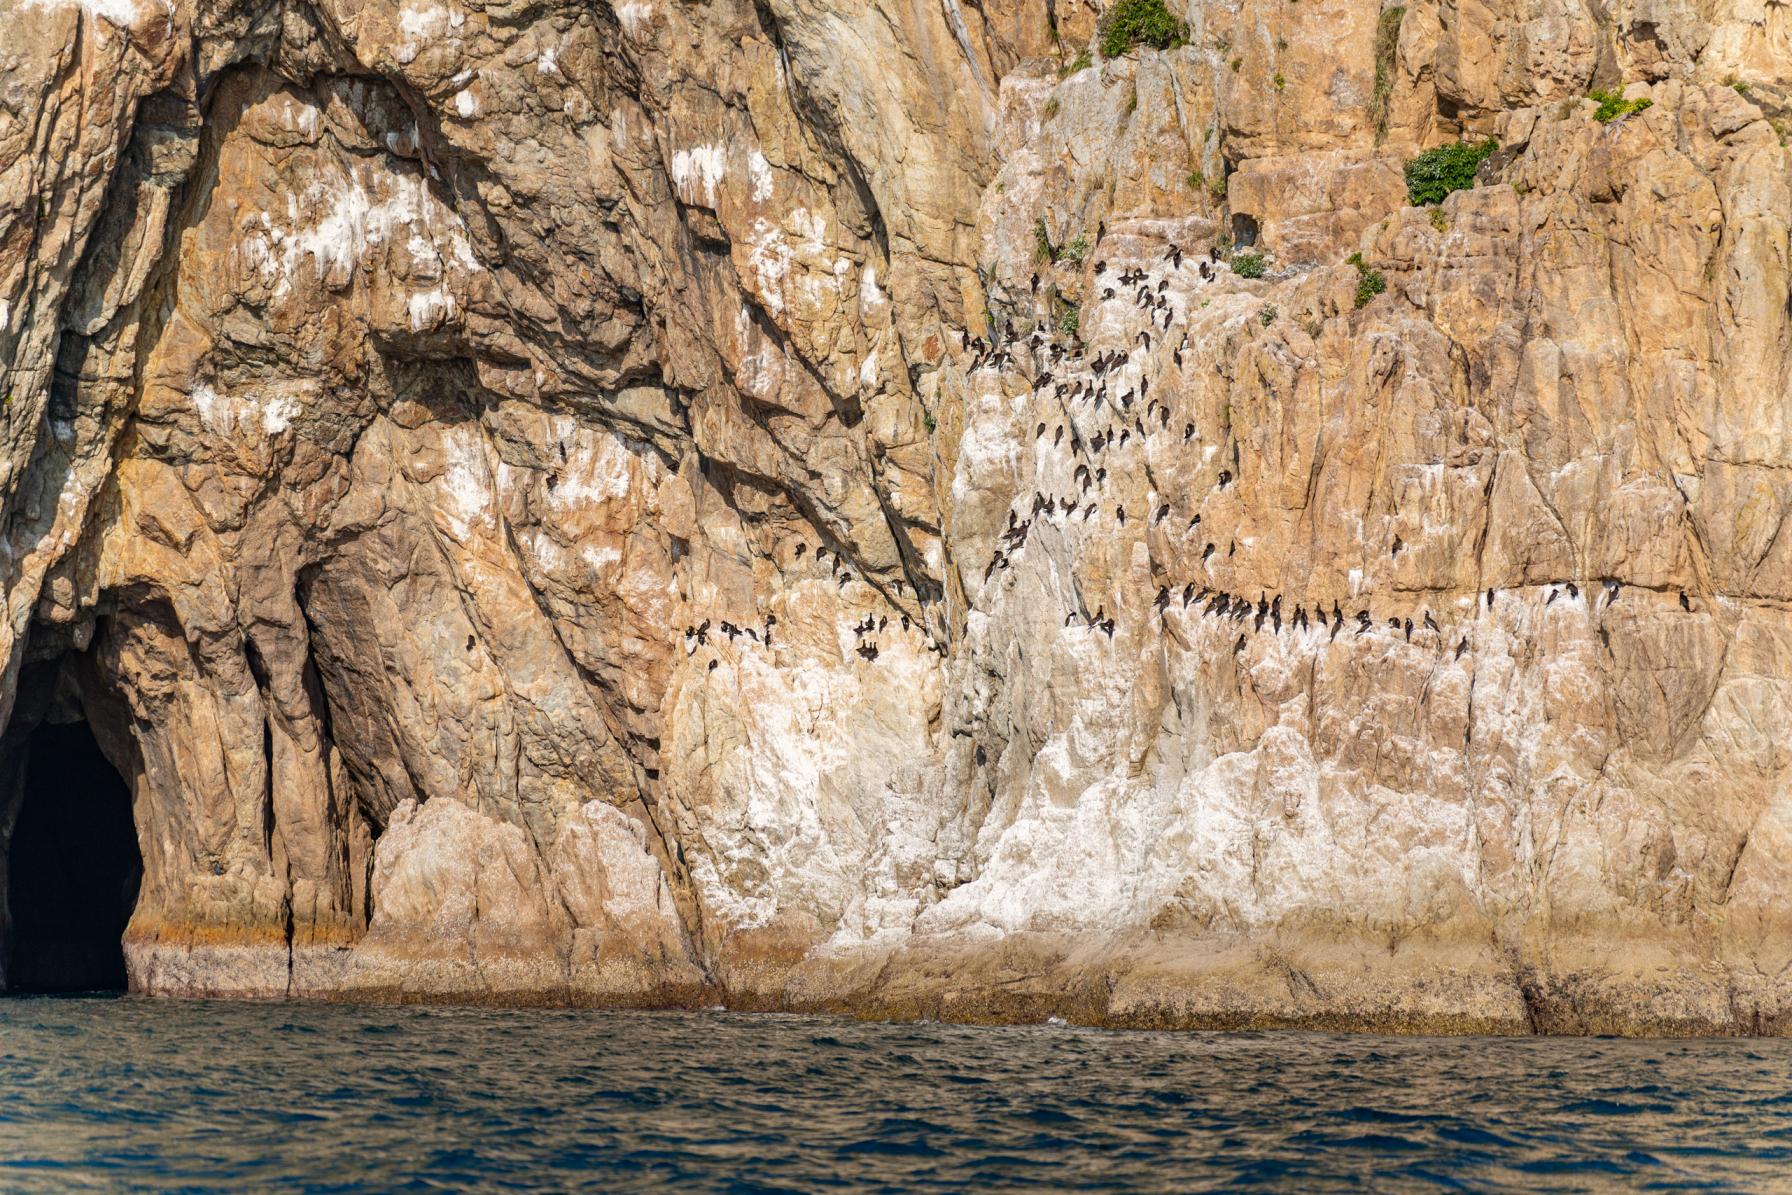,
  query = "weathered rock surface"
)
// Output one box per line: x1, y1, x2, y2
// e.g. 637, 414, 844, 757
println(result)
2, 0, 1792, 1032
